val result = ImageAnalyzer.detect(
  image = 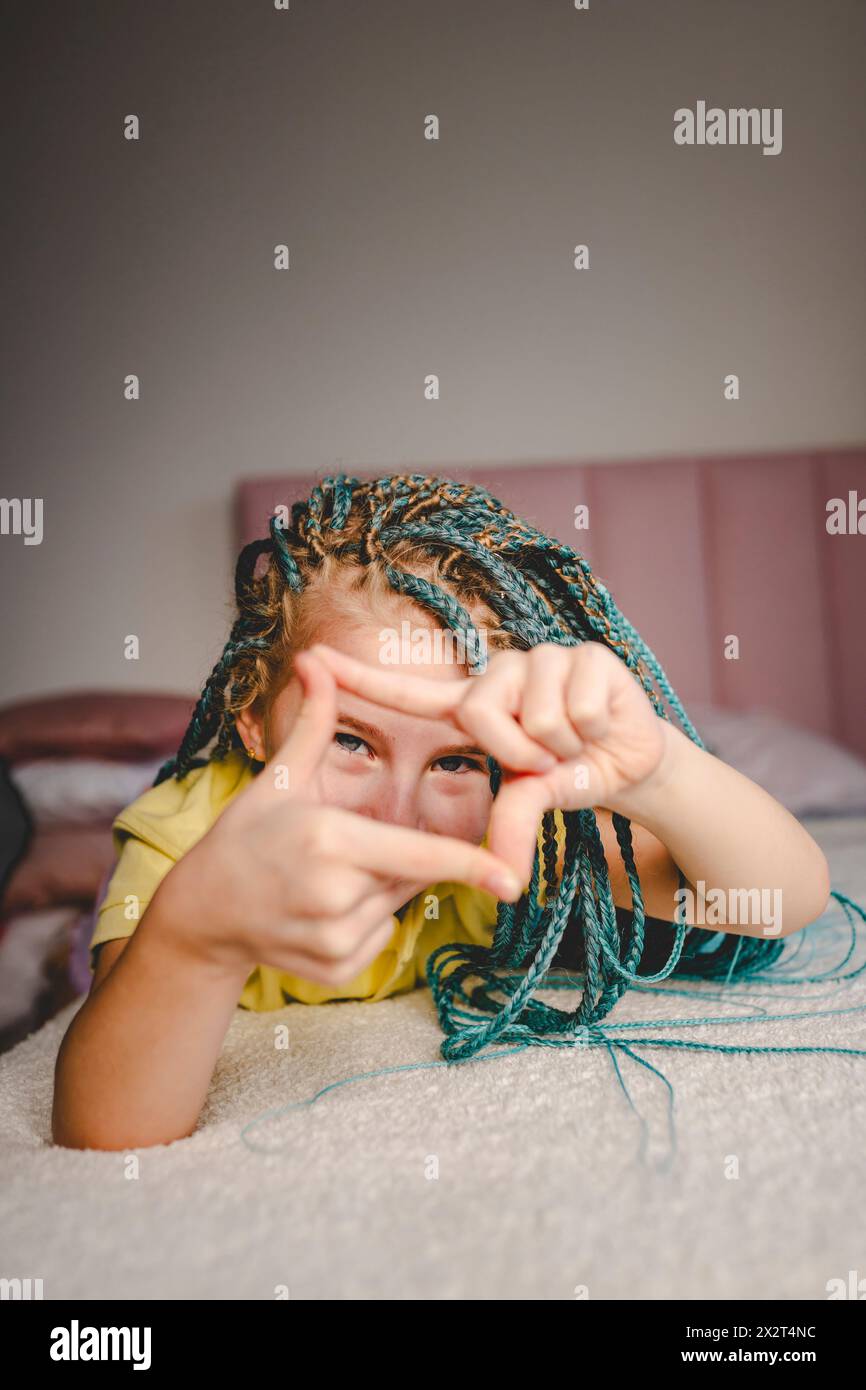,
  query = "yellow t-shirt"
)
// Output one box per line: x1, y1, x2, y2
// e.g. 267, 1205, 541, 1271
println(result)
89, 750, 565, 1011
